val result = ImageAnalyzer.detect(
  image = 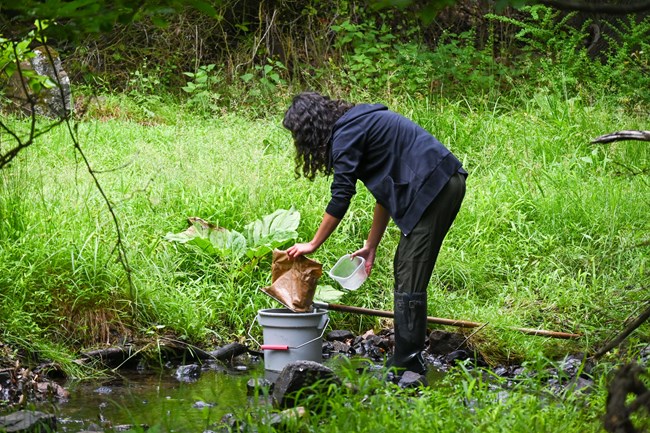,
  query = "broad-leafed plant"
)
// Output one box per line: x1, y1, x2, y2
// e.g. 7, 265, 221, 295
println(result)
164, 208, 301, 262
